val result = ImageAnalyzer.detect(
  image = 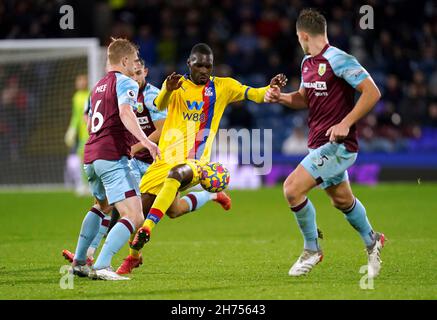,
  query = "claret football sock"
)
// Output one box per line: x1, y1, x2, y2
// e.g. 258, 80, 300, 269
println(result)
87, 215, 111, 257
74, 207, 104, 263
93, 218, 135, 270
181, 191, 214, 212
291, 198, 320, 252
143, 177, 181, 231
342, 198, 374, 247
